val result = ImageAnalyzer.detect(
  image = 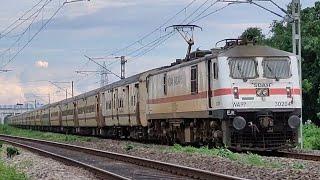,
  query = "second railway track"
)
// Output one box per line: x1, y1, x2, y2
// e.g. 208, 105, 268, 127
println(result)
276, 150, 320, 162
0, 134, 246, 180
